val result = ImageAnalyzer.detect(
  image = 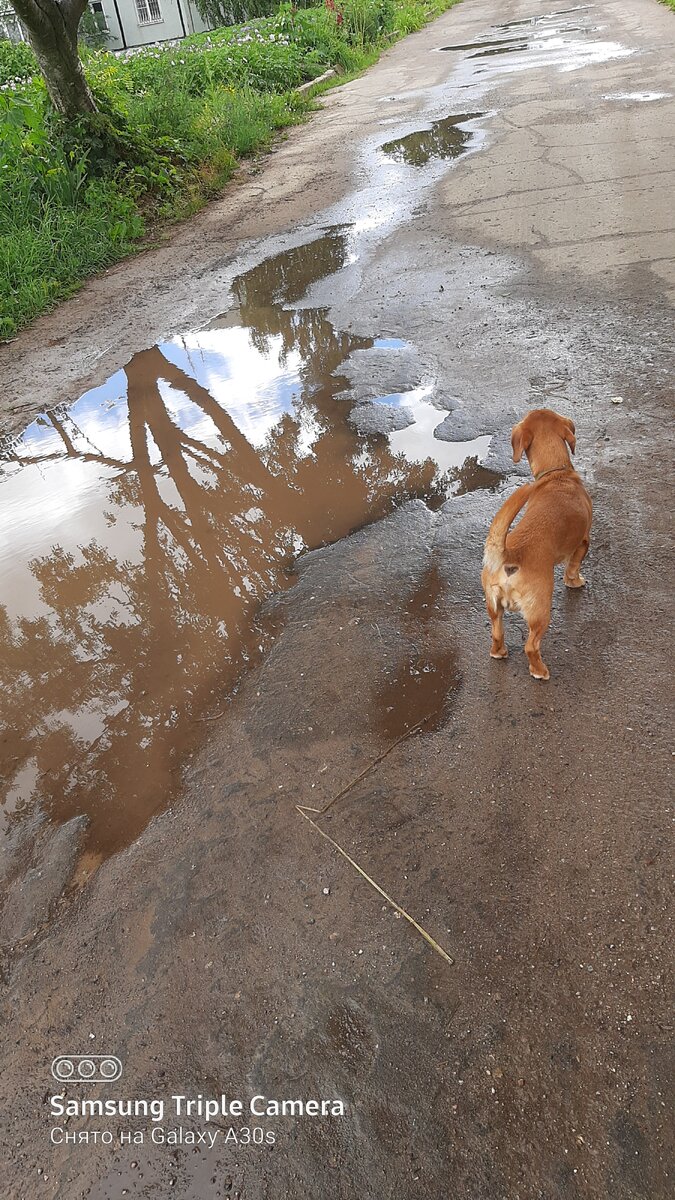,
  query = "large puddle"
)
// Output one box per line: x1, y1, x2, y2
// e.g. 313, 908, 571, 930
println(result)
1, 227, 493, 862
